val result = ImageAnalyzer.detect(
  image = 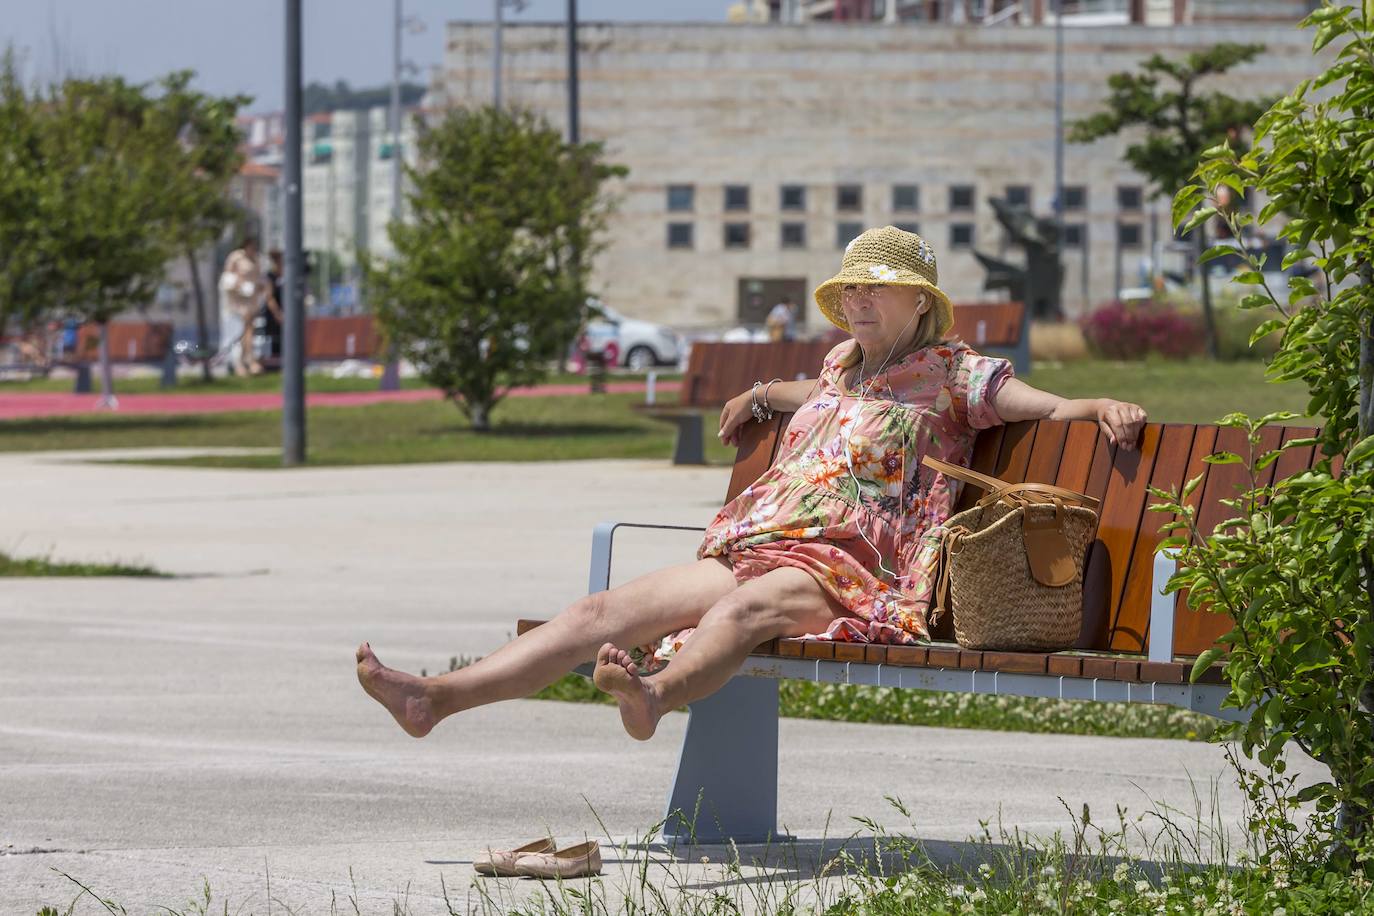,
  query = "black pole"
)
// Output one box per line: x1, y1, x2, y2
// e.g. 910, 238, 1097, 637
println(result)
283, 0, 306, 465
567, 0, 579, 144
